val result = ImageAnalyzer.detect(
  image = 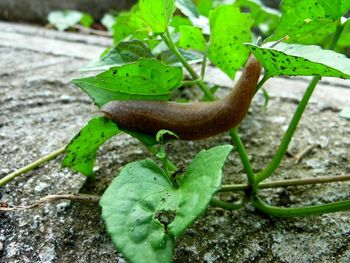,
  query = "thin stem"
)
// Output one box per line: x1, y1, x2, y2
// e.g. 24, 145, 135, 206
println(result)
229, 128, 257, 193
0, 146, 66, 187
253, 197, 350, 217
220, 174, 350, 192
210, 197, 246, 210
182, 80, 200, 86
256, 22, 345, 183
161, 27, 256, 193
201, 47, 208, 80
256, 76, 321, 182
147, 145, 178, 173
255, 75, 269, 92
161, 29, 215, 100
